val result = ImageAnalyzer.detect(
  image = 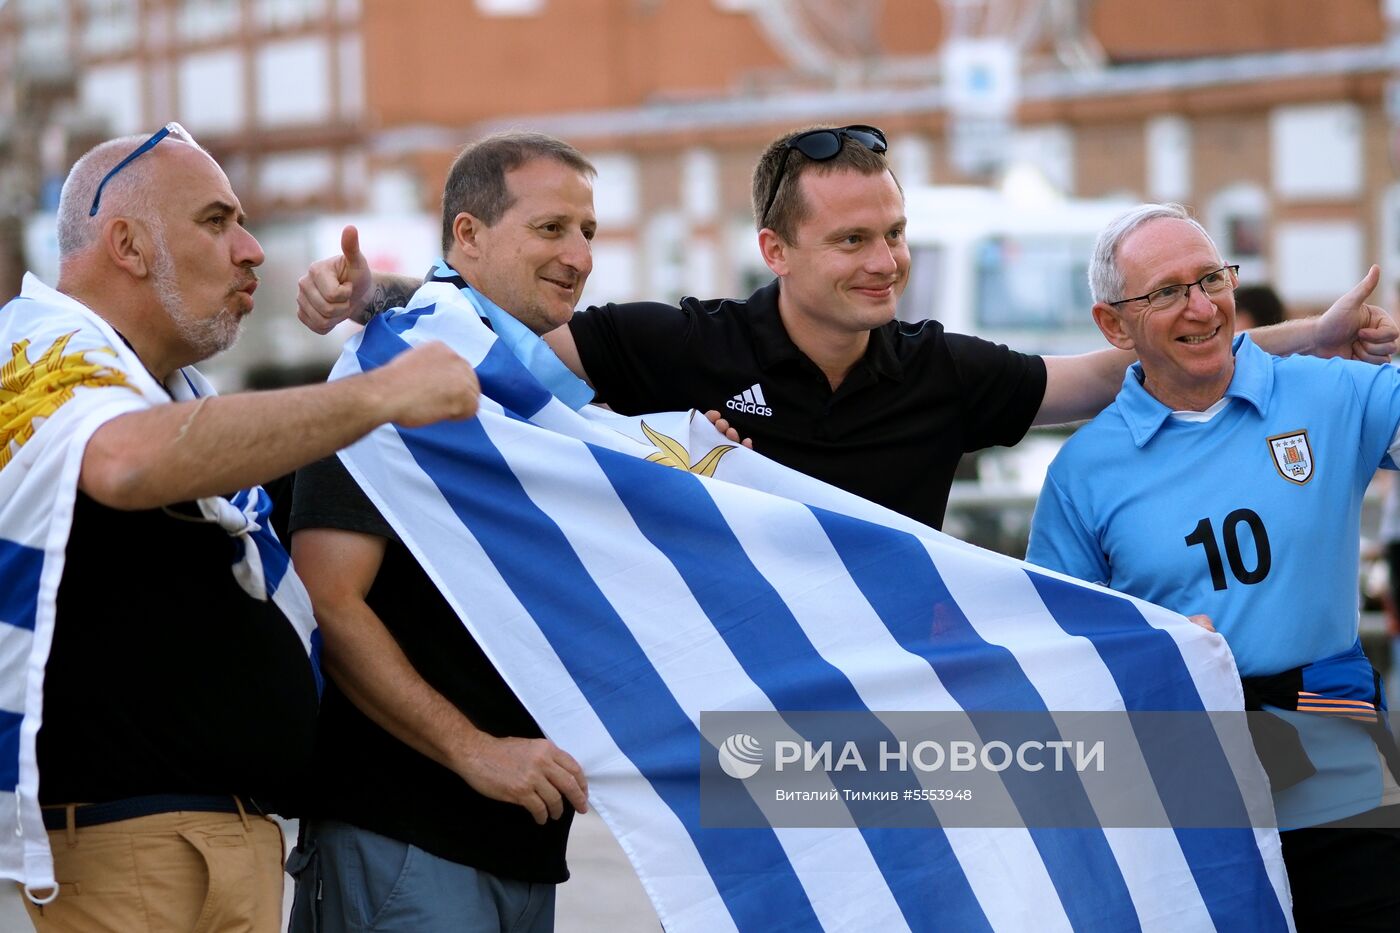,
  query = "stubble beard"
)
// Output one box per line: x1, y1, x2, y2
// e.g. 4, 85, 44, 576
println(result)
149, 225, 242, 360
